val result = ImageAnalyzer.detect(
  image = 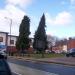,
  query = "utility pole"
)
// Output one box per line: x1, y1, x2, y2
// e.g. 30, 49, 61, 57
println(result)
5, 17, 12, 55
